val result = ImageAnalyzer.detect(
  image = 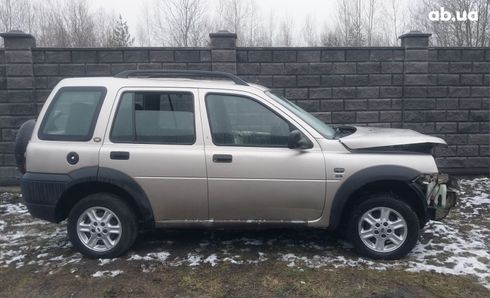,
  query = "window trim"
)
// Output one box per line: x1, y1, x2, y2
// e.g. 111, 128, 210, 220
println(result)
205, 92, 296, 148
38, 86, 107, 142
109, 90, 197, 145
